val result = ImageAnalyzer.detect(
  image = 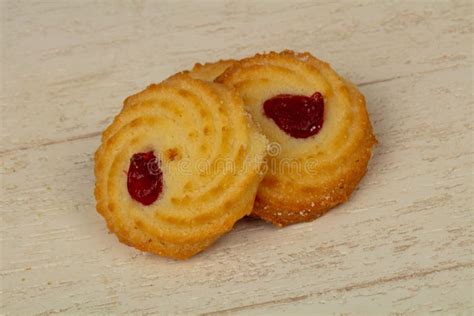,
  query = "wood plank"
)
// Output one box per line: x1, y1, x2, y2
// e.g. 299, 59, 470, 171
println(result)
212, 266, 473, 315
1, 0, 472, 152
1, 64, 472, 314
